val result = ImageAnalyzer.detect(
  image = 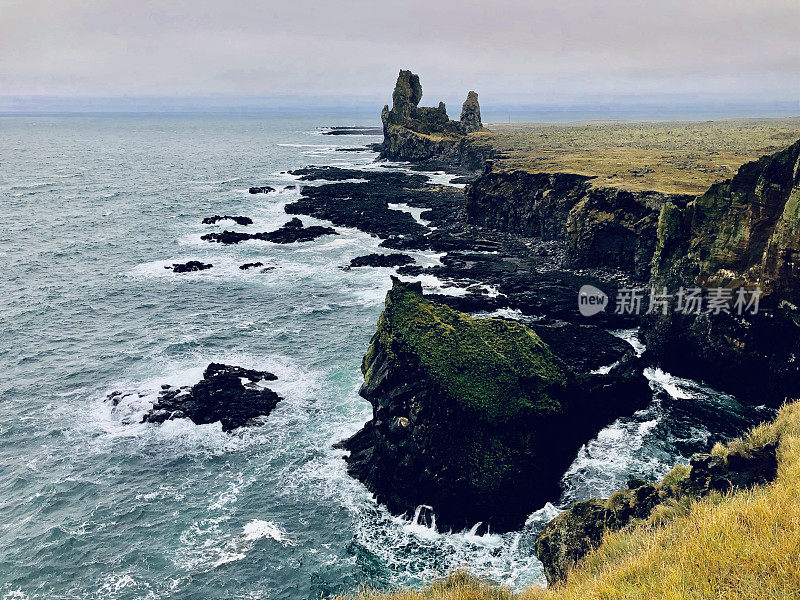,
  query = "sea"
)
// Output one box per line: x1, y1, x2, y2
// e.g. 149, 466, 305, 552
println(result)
0, 113, 772, 600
